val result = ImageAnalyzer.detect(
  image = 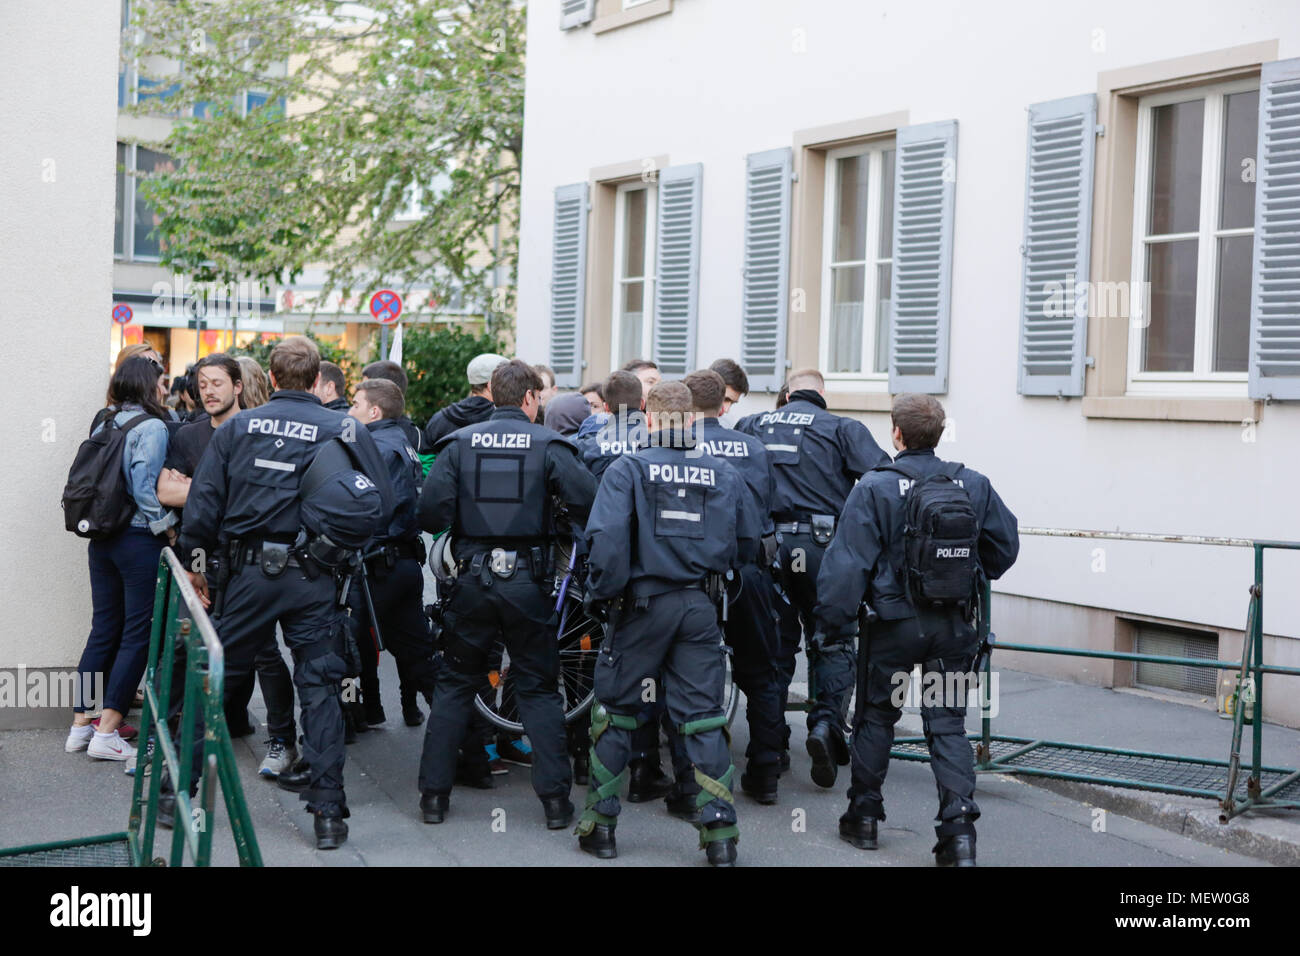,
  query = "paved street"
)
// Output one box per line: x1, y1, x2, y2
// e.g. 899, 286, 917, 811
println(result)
0, 652, 1281, 867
